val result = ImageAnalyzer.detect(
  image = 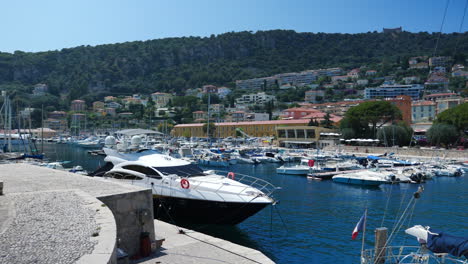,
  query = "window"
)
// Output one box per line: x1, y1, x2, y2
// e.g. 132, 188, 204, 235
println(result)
296, 129, 305, 138
122, 165, 162, 179
278, 130, 286, 138
154, 164, 204, 177
287, 130, 296, 138
306, 129, 316, 139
